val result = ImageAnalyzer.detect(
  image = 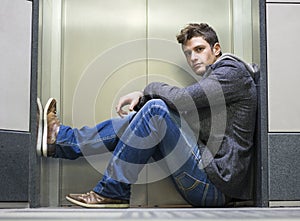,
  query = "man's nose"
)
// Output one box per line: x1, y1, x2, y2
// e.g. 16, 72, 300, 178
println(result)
190, 51, 198, 61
